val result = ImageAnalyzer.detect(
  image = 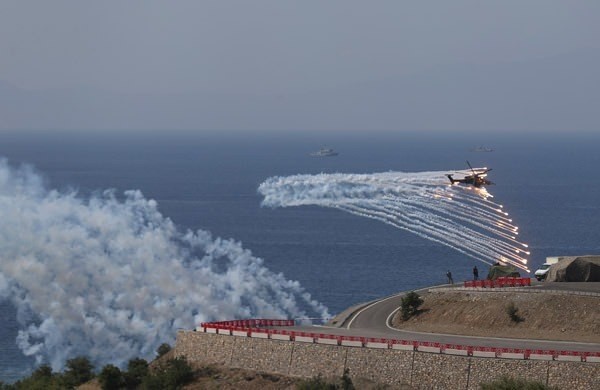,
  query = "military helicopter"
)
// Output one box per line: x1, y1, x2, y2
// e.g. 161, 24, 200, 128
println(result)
446, 161, 493, 187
